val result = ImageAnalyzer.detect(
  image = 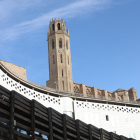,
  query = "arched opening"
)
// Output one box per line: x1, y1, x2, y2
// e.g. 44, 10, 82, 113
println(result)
108, 94, 112, 100
58, 23, 60, 30
53, 55, 55, 64
60, 54, 63, 63
59, 38, 62, 48
86, 89, 91, 96
66, 41, 68, 49
118, 96, 121, 101
52, 24, 55, 31
52, 39, 54, 49
74, 86, 80, 93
